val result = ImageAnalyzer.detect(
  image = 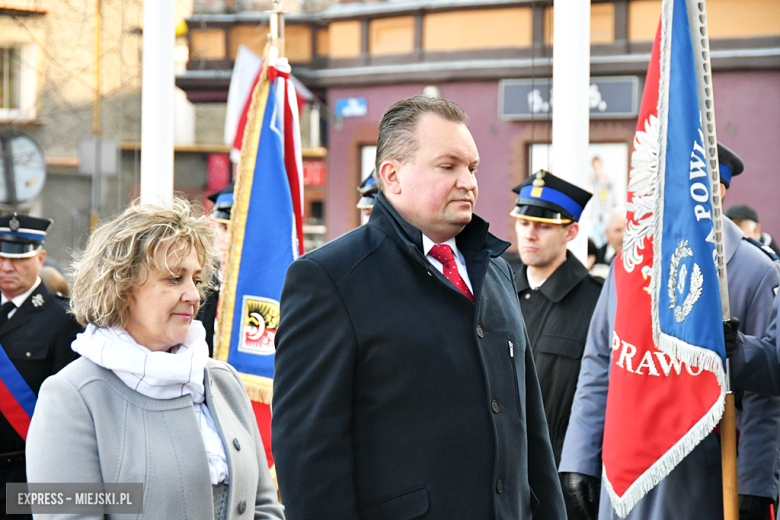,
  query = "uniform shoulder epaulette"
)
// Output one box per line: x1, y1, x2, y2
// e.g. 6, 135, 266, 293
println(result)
743, 236, 780, 262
